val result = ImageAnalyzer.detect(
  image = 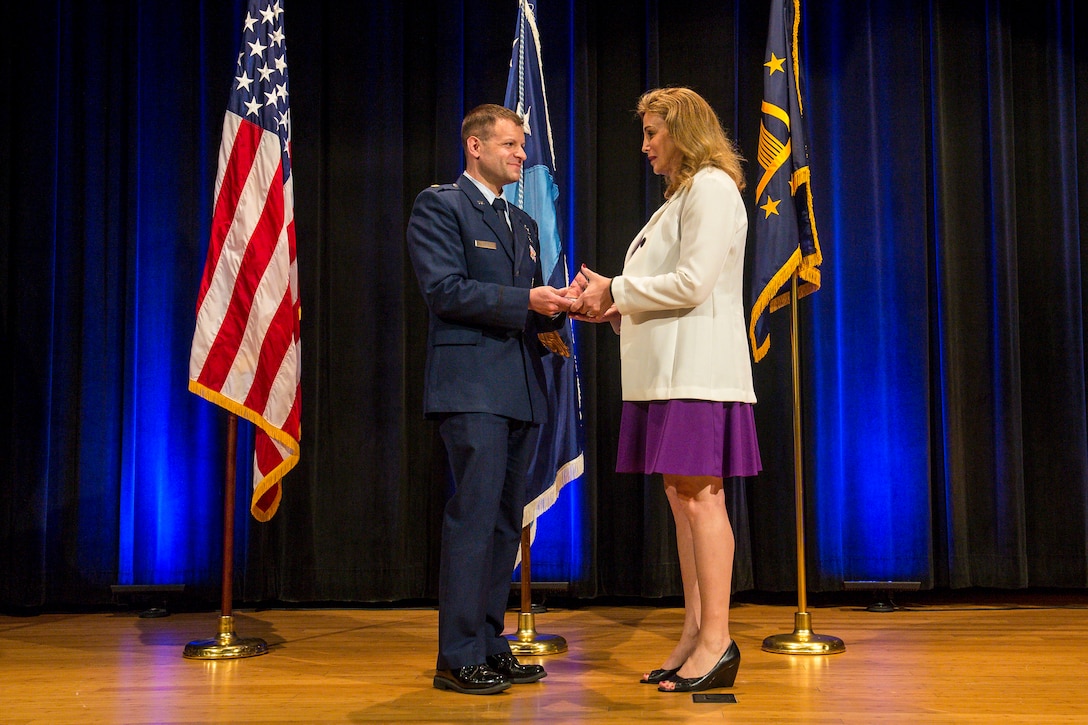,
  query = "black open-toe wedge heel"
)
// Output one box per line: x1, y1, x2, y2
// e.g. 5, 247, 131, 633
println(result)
640, 666, 680, 684
658, 641, 740, 692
